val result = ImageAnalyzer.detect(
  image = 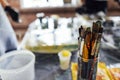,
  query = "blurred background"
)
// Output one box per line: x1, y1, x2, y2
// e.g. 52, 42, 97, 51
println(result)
7, 0, 120, 41
3, 0, 120, 52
